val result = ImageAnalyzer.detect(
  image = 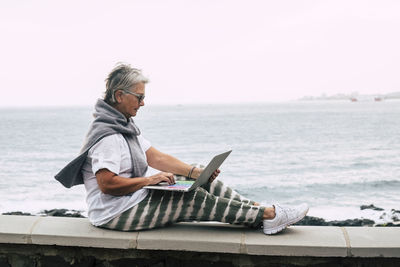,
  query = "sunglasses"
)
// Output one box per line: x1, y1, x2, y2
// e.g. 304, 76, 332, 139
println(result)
123, 90, 145, 103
